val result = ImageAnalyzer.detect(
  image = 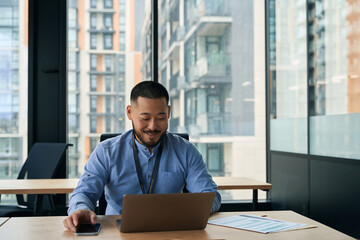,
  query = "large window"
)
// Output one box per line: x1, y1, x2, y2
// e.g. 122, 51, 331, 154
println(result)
0, 0, 28, 204
67, 0, 266, 202
157, 0, 266, 201
269, 0, 307, 153
269, 0, 360, 160
67, 0, 143, 177
308, 1, 360, 159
